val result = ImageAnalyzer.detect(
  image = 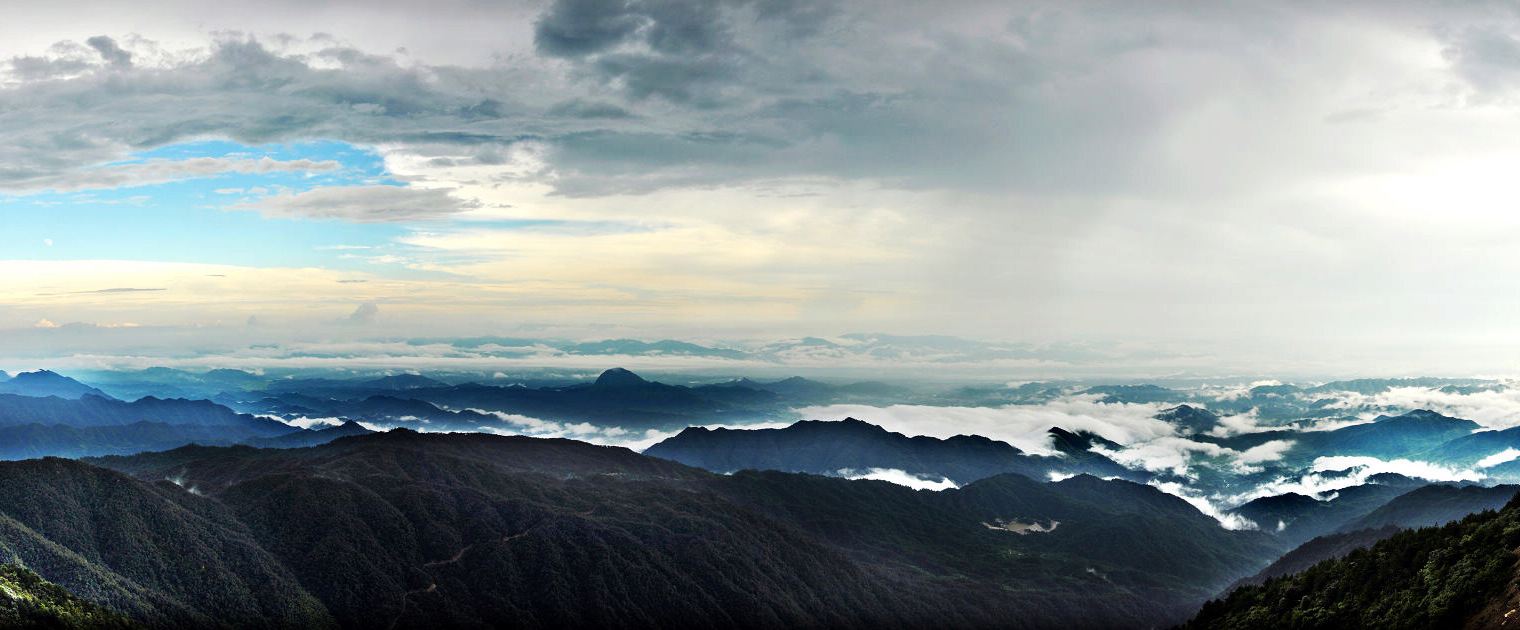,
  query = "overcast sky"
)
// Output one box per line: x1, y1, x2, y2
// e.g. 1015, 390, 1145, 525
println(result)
6, 1, 1520, 375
